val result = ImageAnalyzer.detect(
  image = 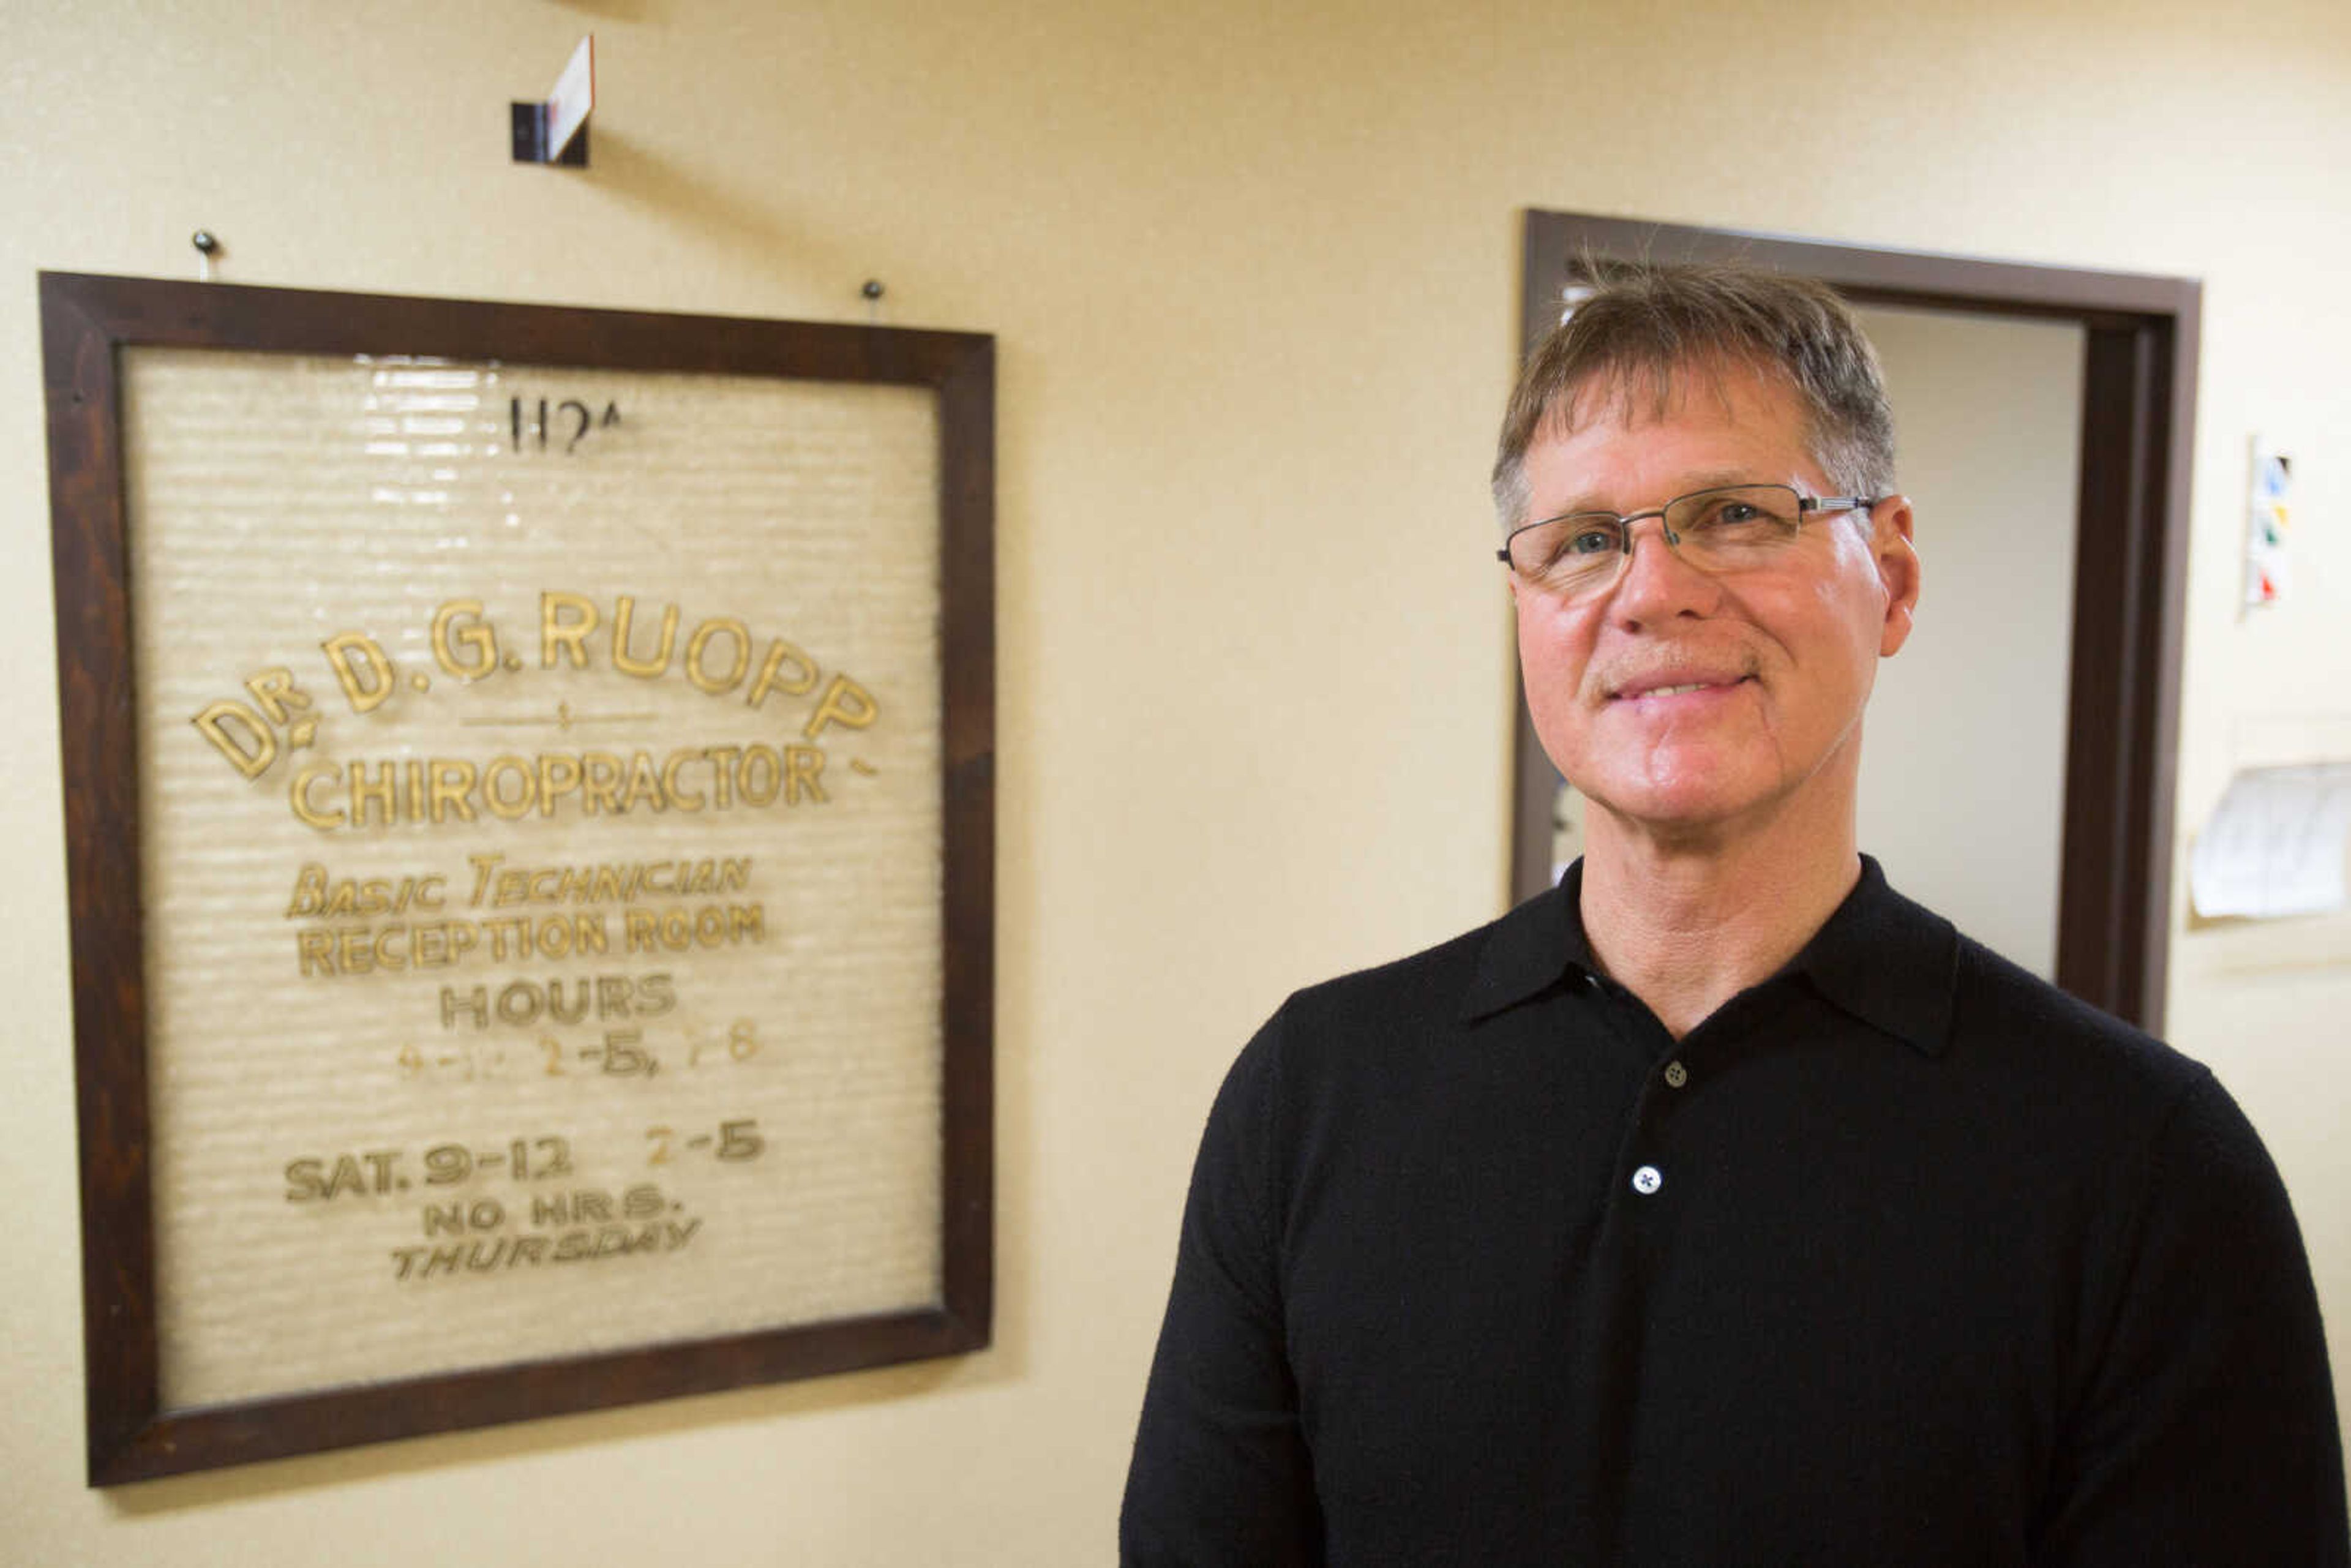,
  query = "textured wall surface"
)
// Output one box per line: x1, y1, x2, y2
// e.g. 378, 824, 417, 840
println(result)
121, 351, 944, 1408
